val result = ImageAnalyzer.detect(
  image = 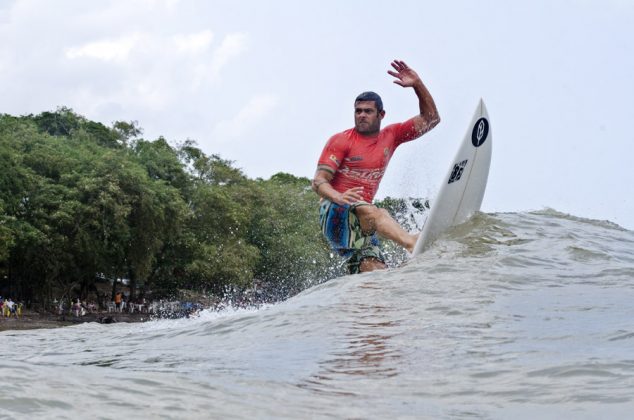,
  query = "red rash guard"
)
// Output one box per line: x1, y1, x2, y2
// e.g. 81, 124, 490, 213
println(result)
317, 118, 420, 203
